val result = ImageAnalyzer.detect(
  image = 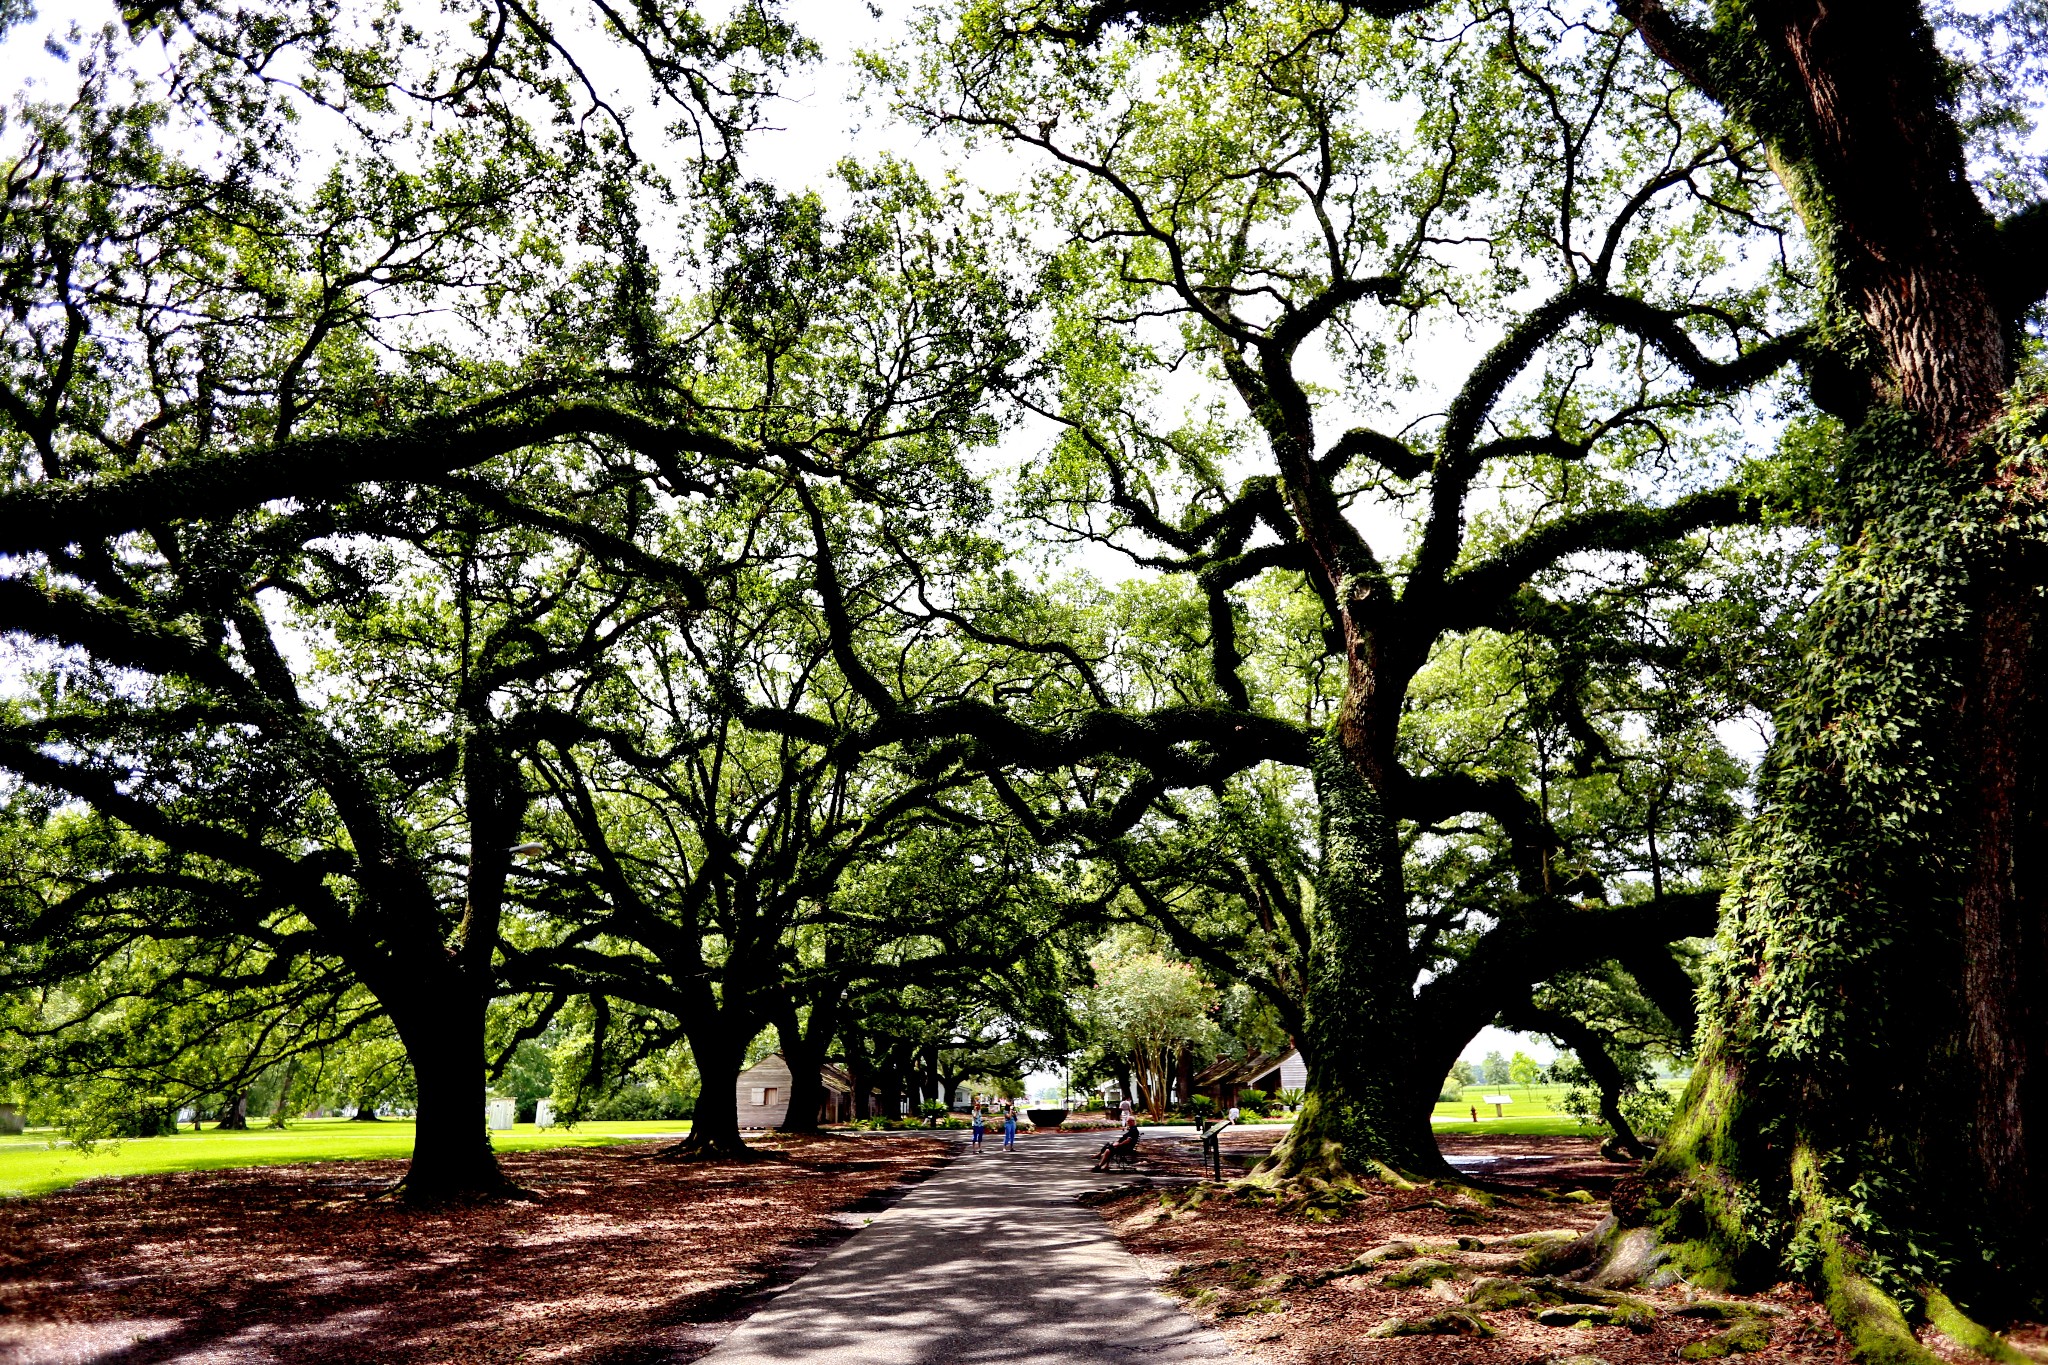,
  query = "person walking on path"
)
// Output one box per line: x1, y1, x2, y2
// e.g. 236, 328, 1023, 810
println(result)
1002, 1106, 1018, 1151
970, 1109, 986, 1153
